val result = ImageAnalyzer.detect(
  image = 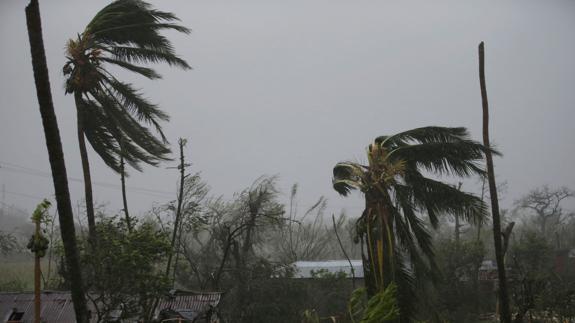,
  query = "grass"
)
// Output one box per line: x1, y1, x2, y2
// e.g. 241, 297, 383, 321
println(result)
0, 258, 34, 291
0, 254, 57, 292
